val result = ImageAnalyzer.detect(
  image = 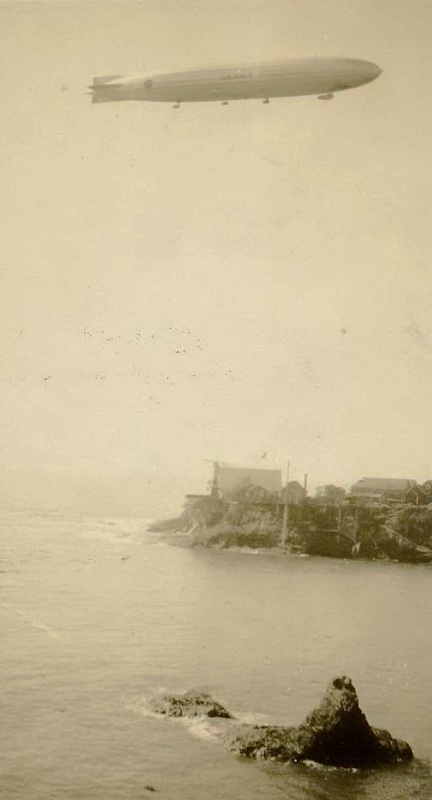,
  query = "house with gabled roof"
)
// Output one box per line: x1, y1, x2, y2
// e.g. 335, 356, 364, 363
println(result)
280, 480, 307, 505
421, 480, 432, 498
403, 484, 430, 506
351, 477, 417, 505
